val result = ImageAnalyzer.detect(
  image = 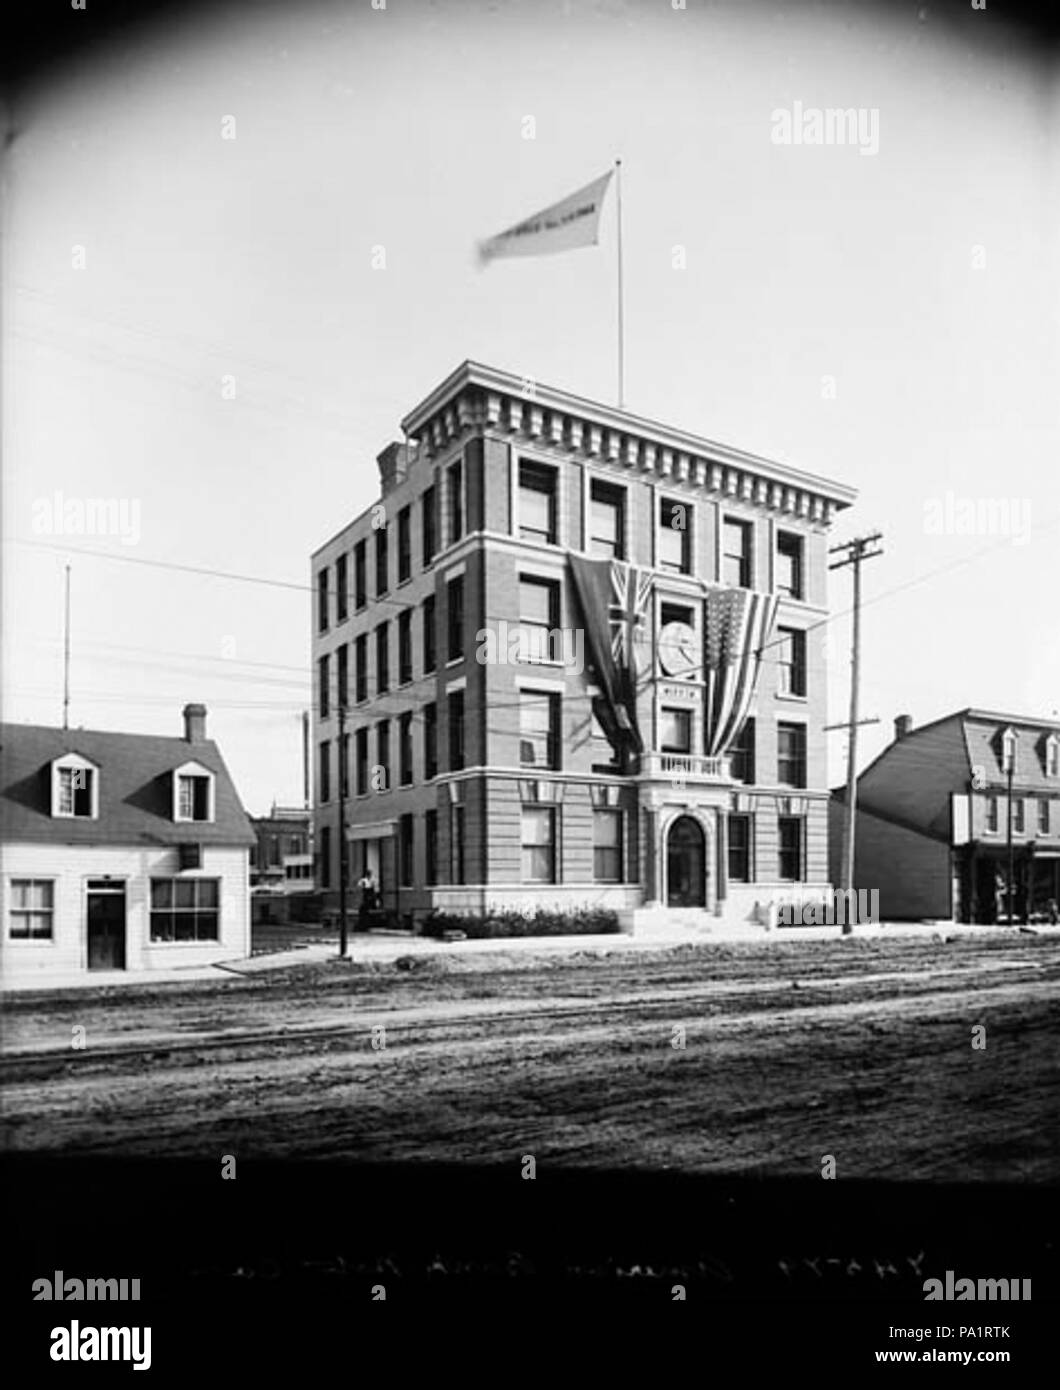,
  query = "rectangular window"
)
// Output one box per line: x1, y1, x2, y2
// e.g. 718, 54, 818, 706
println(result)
447, 575, 465, 662
658, 497, 691, 574
591, 710, 619, 772
450, 803, 466, 884
377, 720, 390, 788
319, 741, 331, 803
425, 810, 438, 884
340, 732, 350, 799
728, 814, 752, 882
519, 460, 557, 544
354, 540, 367, 609
398, 506, 411, 583
777, 816, 804, 881
986, 795, 999, 833
375, 527, 389, 597
424, 702, 438, 780
1014, 798, 1025, 833
1048, 740, 1060, 778
355, 727, 369, 796
776, 628, 807, 697
723, 518, 752, 589
376, 622, 389, 694
399, 813, 414, 887
522, 806, 556, 883
729, 719, 756, 784
660, 707, 692, 754
776, 531, 804, 600
319, 826, 332, 890
448, 459, 464, 545
336, 643, 349, 708
519, 690, 560, 770
177, 774, 210, 821
355, 634, 368, 703
593, 808, 623, 882
423, 594, 437, 673
335, 554, 348, 622
1039, 798, 1050, 834
399, 712, 413, 786
519, 575, 559, 663
660, 601, 695, 628
448, 690, 465, 771
422, 485, 437, 566
8, 878, 54, 940
398, 610, 413, 685
150, 877, 220, 943
317, 567, 329, 632
777, 723, 807, 788
58, 766, 94, 817
318, 655, 330, 719
590, 479, 625, 559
